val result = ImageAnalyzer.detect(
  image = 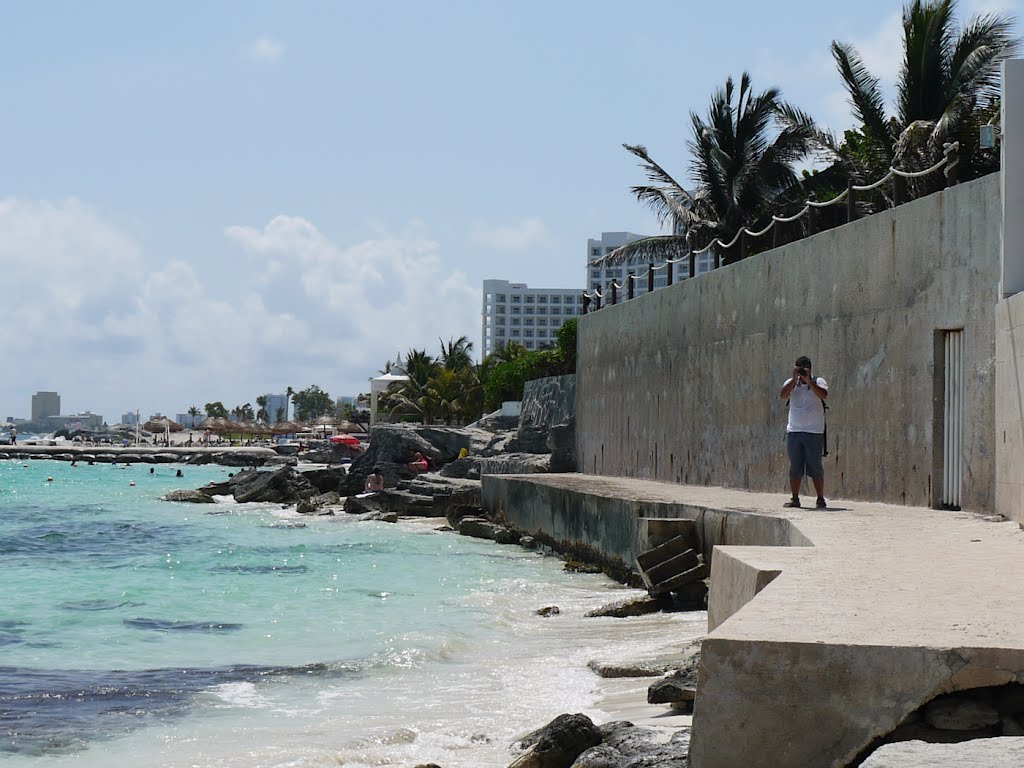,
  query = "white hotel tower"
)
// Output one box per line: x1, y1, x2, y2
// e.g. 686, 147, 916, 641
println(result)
480, 280, 583, 359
